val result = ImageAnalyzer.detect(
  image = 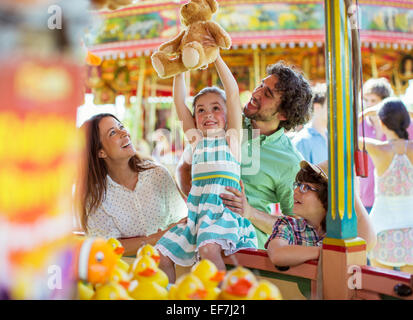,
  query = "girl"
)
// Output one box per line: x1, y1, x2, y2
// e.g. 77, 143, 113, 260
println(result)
359, 98, 413, 273
156, 55, 258, 283
75, 113, 187, 256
